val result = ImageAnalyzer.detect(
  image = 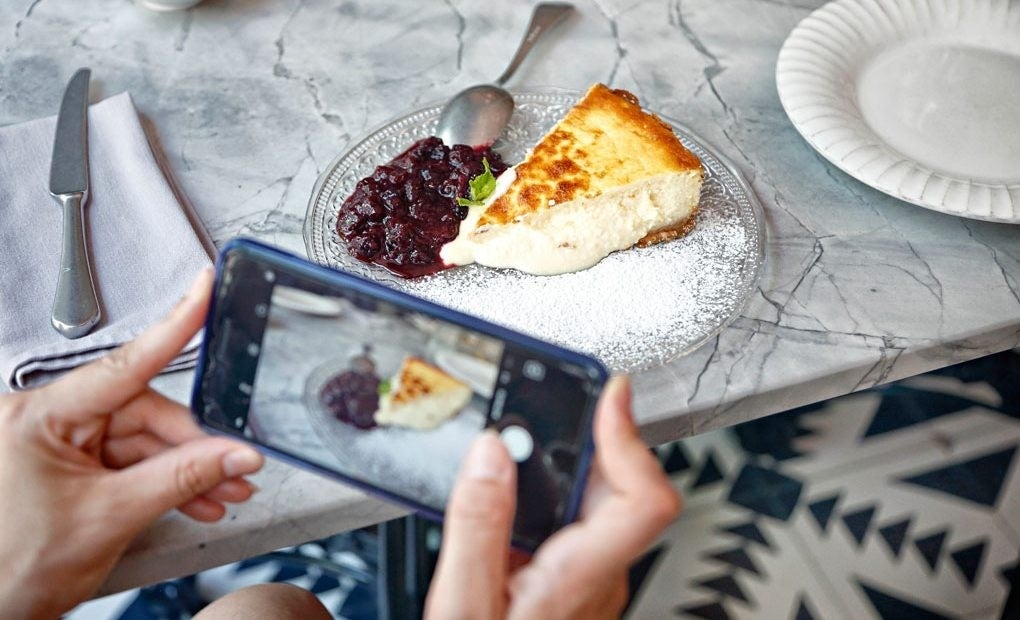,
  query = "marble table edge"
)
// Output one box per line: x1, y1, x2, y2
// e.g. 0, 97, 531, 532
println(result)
98, 491, 408, 597
637, 324, 1020, 445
